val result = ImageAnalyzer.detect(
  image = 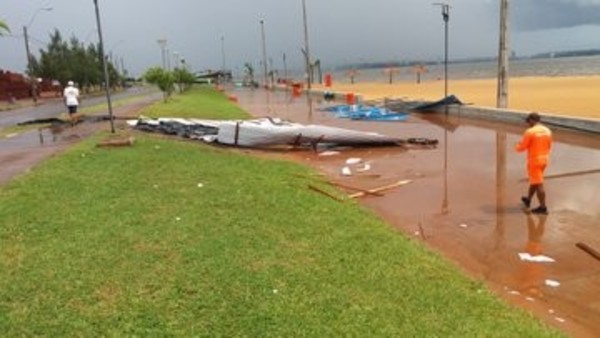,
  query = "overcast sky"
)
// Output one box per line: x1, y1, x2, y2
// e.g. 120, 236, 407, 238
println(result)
1, 0, 599, 76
